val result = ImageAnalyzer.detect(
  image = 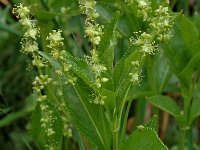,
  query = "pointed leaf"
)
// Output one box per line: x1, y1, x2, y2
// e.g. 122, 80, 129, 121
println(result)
121, 128, 167, 150
98, 11, 120, 73
179, 15, 199, 47
62, 80, 110, 149
147, 95, 180, 118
